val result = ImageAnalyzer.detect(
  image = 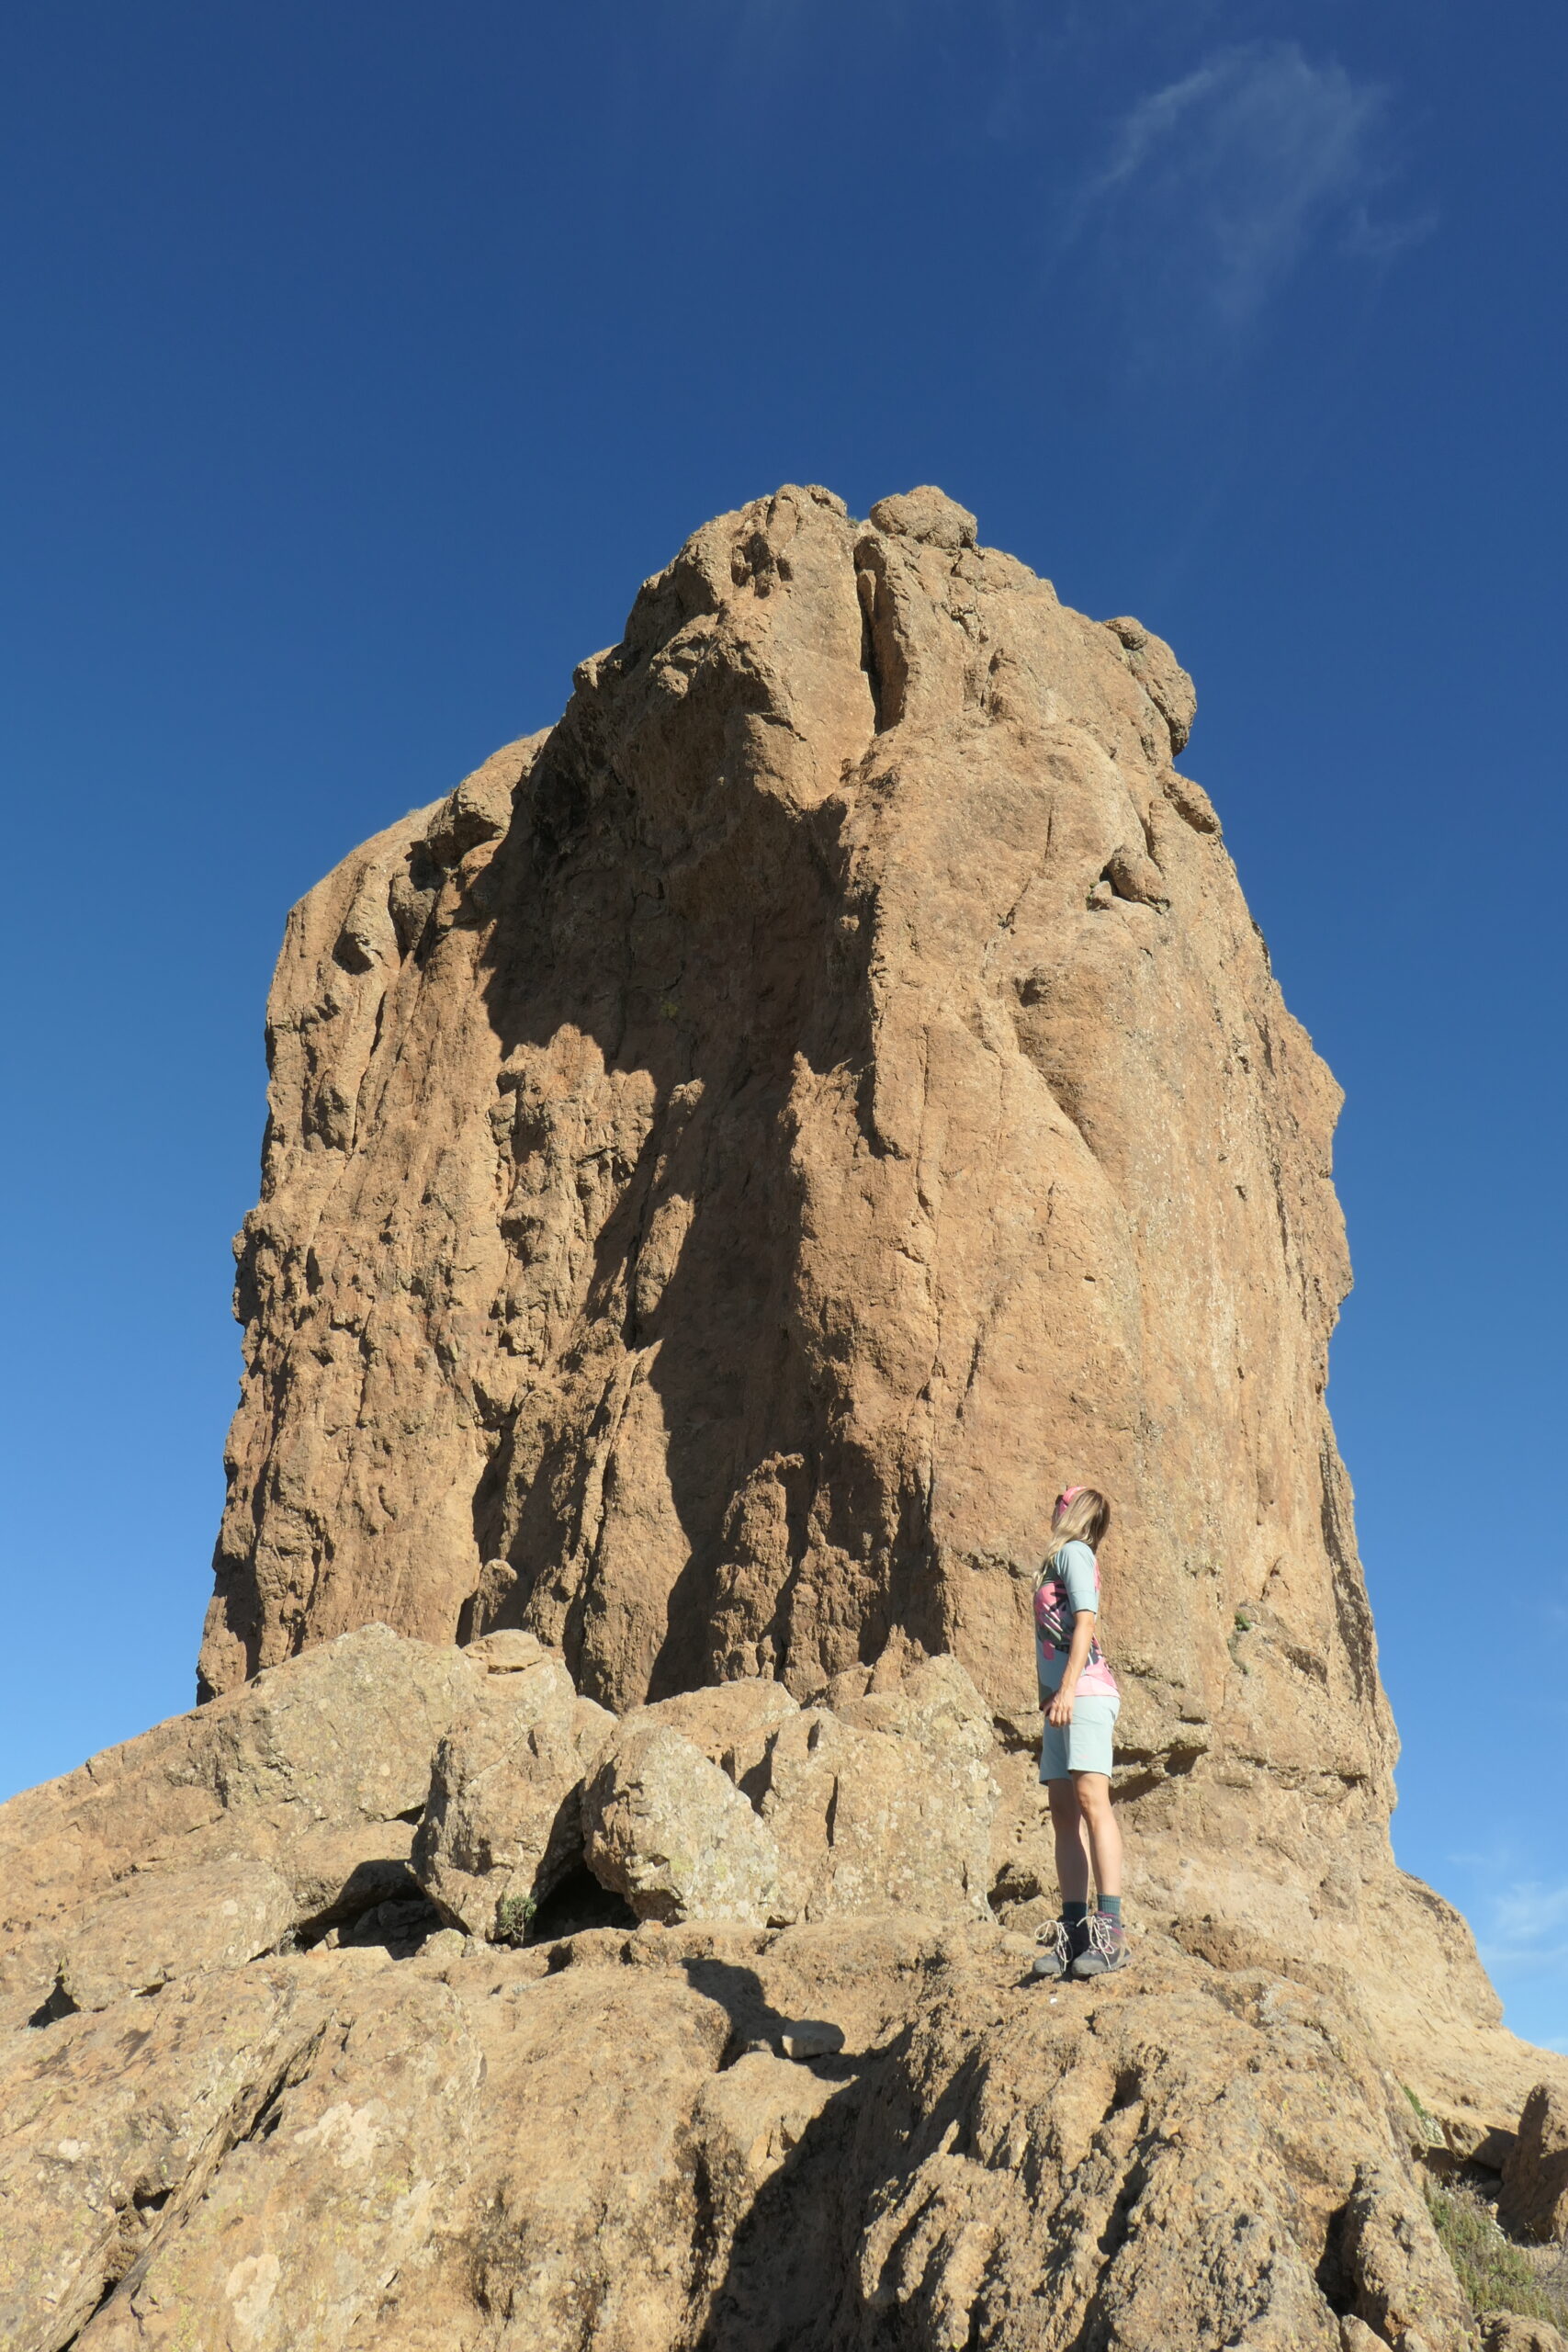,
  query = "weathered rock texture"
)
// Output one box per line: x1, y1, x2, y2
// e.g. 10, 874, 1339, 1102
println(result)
1501, 2085, 1568, 2244
411, 1627, 613, 1939
0, 1623, 475, 2038
1, 1616, 1563, 2348
0, 1628, 1488, 2350
192, 481, 1528, 2120
201, 478, 1336, 1774
580, 1653, 998, 1929
5, 486, 1565, 2348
